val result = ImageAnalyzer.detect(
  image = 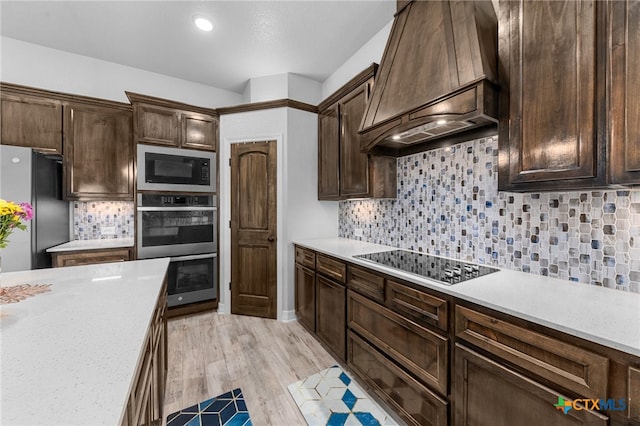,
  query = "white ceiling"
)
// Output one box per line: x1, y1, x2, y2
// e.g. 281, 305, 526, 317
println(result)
0, 1, 396, 94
